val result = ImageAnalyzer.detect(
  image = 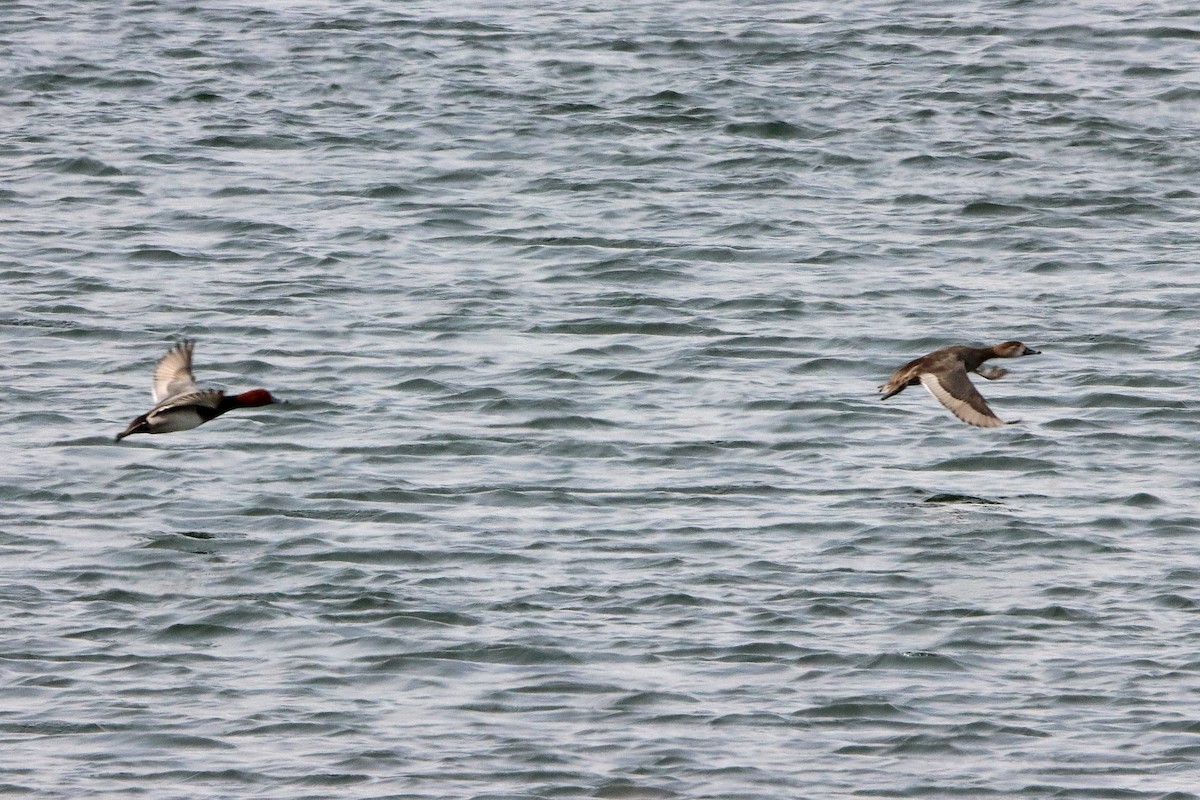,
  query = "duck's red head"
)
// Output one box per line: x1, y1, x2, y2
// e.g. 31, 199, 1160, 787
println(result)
232, 389, 276, 407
